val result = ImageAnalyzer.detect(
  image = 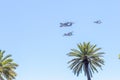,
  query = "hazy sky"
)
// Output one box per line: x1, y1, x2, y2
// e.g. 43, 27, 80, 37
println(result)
0, 0, 120, 80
